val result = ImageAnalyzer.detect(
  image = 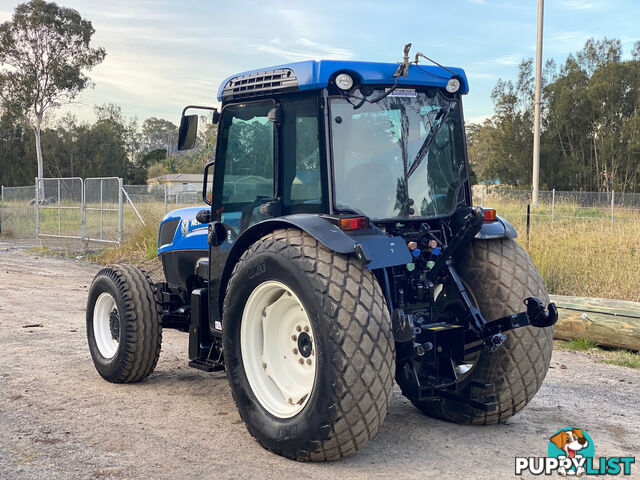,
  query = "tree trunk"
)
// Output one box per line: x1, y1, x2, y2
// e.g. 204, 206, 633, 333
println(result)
34, 122, 44, 199
550, 295, 640, 351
